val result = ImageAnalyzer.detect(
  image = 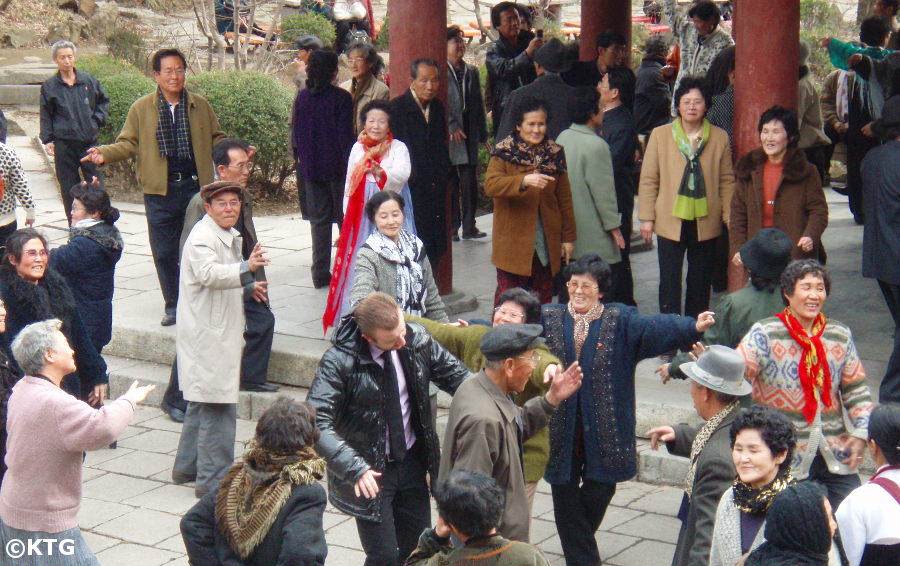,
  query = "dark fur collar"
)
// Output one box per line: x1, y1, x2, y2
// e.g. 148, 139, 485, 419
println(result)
734, 147, 813, 183
69, 223, 124, 251
0, 264, 78, 328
